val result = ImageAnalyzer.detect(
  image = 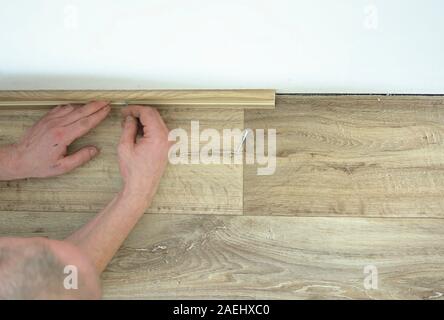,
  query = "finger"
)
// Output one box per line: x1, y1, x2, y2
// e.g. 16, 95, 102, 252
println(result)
119, 115, 138, 149
62, 101, 110, 125
48, 105, 62, 114
121, 105, 158, 124
121, 105, 167, 137
48, 104, 75, 118
39, 105, 74, 126
64, 104, 111, 143
54, 146, 99, 175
